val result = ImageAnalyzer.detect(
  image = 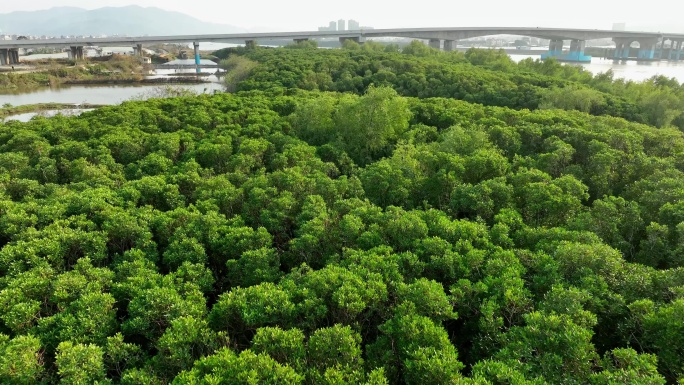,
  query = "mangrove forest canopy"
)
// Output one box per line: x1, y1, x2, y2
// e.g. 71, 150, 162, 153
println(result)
2, 42, 684, 384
